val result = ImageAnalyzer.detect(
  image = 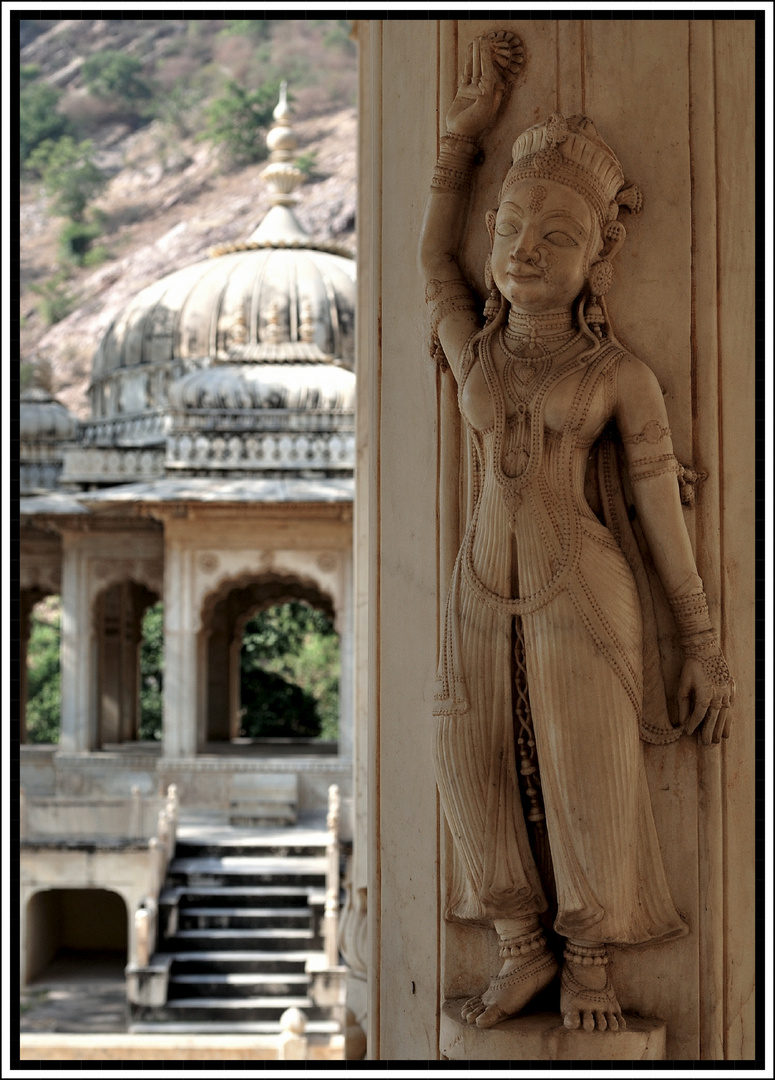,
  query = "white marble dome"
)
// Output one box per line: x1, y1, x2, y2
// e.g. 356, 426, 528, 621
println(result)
91, 245, 355, 398
20, 388, 78, 441
168, 362, 355, 413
